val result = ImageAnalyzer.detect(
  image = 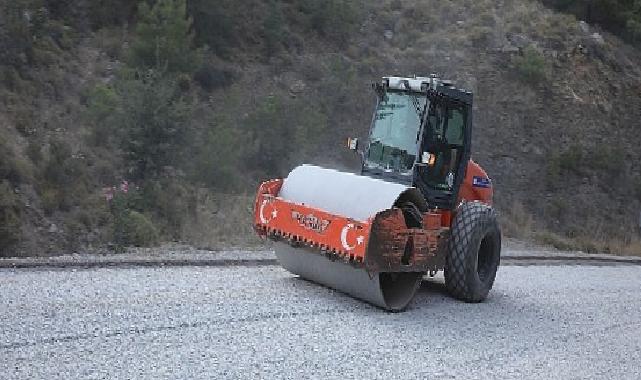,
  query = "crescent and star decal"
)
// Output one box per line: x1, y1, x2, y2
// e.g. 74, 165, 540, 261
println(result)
340, 223, 365, 251
259, 199, 278, 224
260, 198, 364, 252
